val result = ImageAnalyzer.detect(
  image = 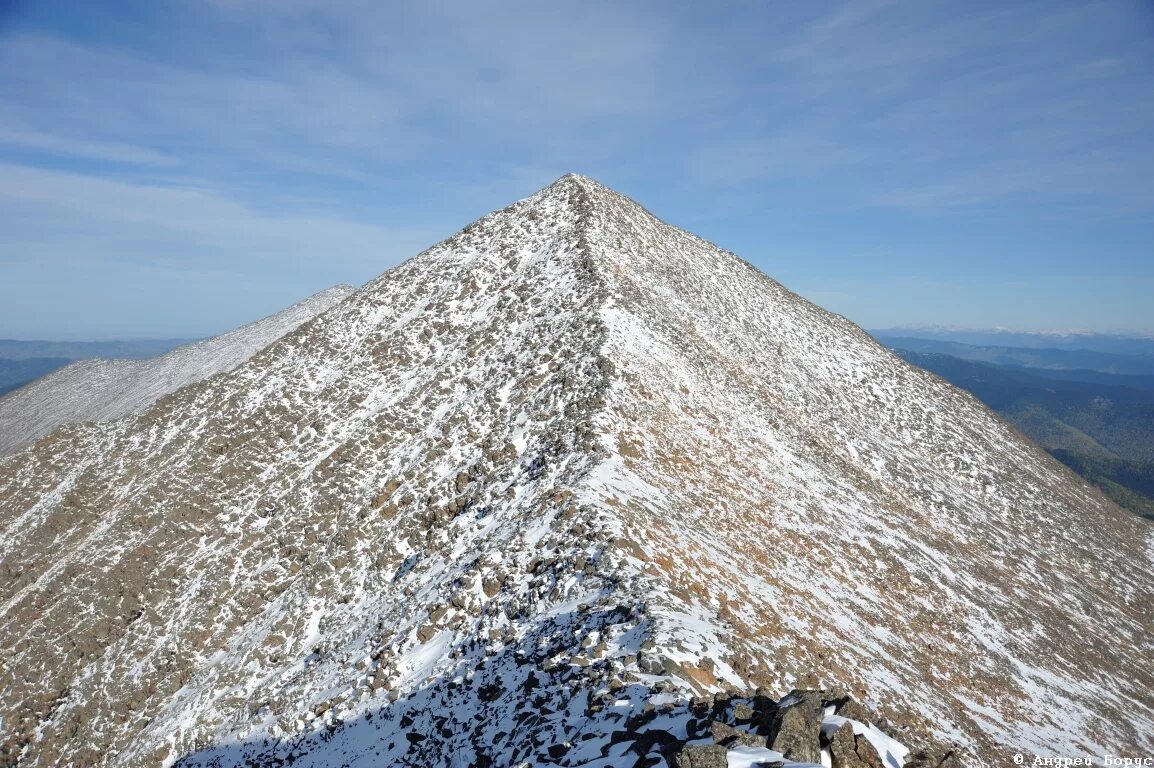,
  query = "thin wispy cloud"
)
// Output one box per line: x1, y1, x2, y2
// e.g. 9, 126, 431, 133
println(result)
1, 0, 1151, 336
0, 127, 179, 166
0, 164, 427, 265
689, 1, 1154, 211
